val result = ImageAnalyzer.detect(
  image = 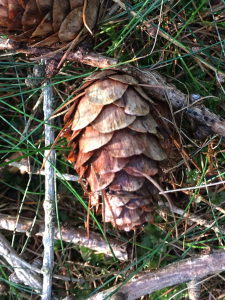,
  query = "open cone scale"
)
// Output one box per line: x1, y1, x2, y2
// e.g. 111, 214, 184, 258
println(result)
0, 0, 99, 47
63, 70, 168, 231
